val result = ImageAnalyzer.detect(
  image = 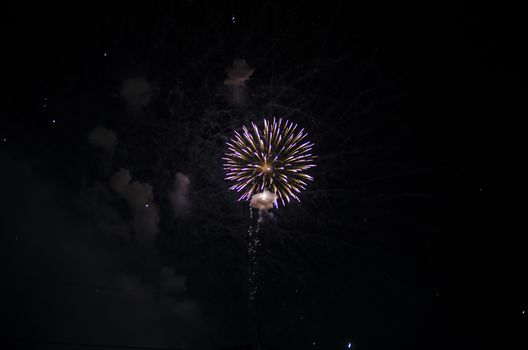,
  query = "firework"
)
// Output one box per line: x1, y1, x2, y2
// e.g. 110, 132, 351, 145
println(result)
223, 118, 316, 206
